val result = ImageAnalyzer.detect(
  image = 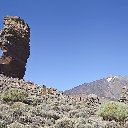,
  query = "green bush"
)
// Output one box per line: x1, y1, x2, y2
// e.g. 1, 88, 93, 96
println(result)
97, 101, 128, 122
2, 88, 28, 102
